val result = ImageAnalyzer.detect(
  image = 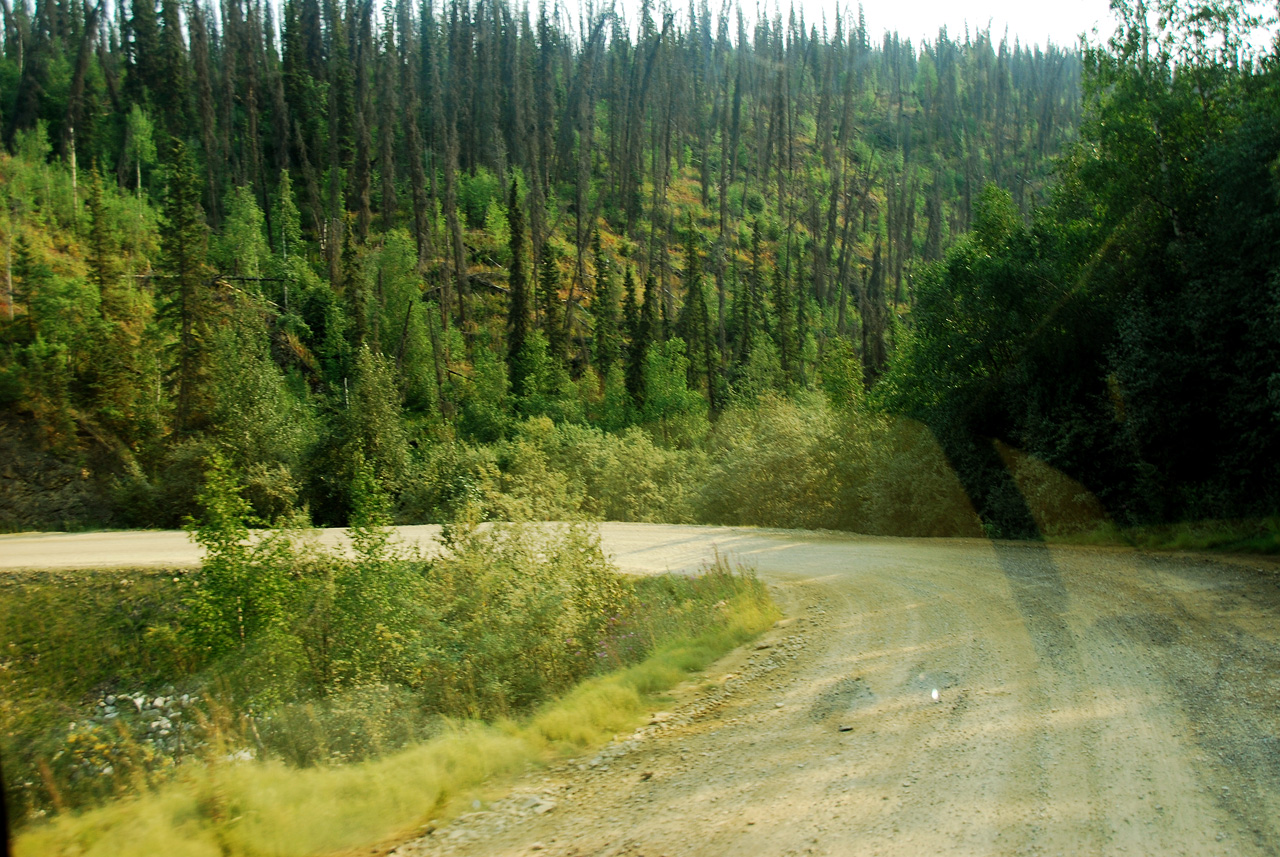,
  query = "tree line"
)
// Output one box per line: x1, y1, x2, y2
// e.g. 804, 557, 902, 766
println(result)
1, 0, 1273, 537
